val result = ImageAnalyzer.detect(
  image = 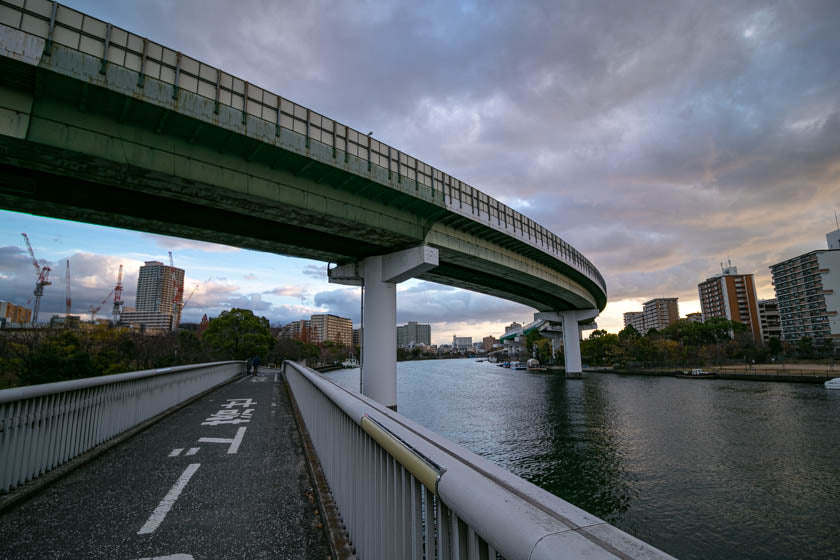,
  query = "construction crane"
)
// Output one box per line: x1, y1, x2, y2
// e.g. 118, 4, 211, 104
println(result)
21, 233, 51, 324
112, 264, 124, 323
65, 259, 71, 316
181, 283, 200, 311
89, 289, 114, 322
